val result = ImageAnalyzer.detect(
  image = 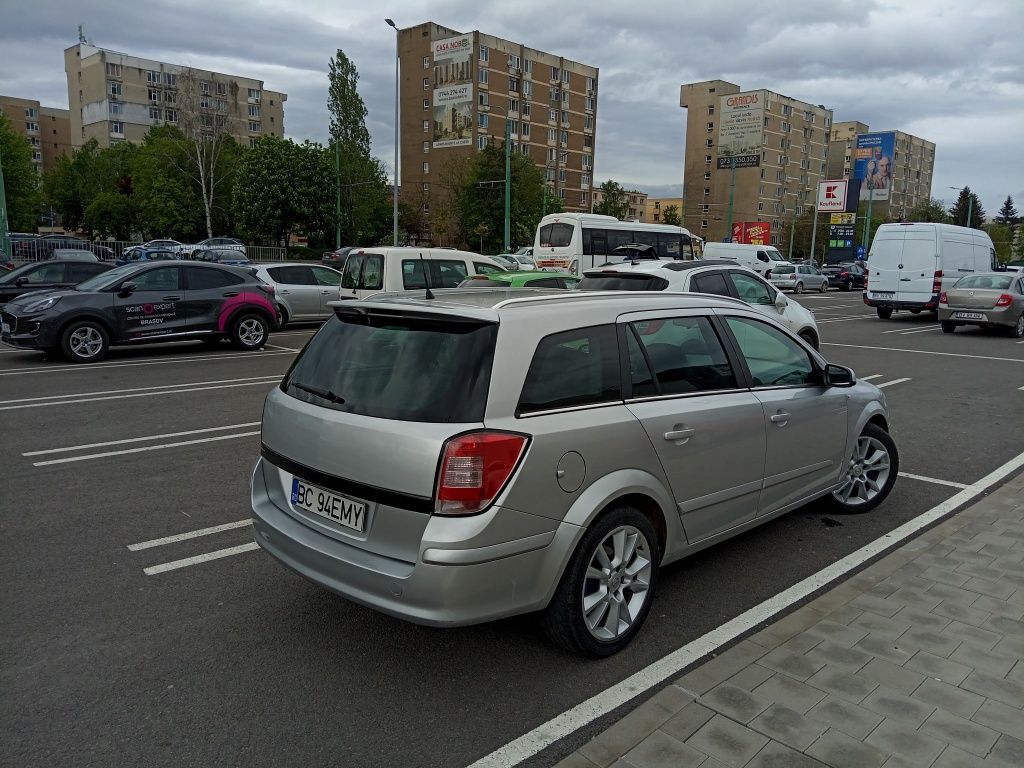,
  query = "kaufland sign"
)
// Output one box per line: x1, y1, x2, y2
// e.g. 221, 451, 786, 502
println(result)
816, 180, 849, 212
